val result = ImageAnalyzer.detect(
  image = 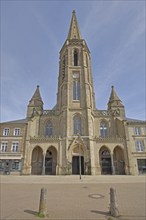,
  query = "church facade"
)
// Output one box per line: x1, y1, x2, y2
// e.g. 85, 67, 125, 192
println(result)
0, 11, 146, 176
